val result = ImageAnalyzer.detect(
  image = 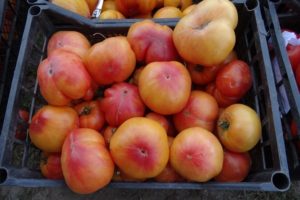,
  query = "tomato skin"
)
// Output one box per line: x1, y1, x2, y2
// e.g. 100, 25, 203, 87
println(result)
115, 0, 156, 17
61, 128, 114, 194
132, 66, 145, 86
109, 117, 169, 179
15, 109, 30, 141
18, 109, 29, 122
215, 150, 251, 182
217, 104, 262, 153
40, 153, 64, 180
82, 80, 98, 101
29, 105, 79, 152
101, 82, 145, 126
206, 82, 239, 108
216, 60, 252, 99
187, 51, 237, 85
173, 90, 219, 132
287, 45, 300, 72
146, 112, 169, 132
187, 64, 222, 85
138, 61, 191, 115
170, 127, 224, 182
74, 100, 105, 131
154, 162, 184, 182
